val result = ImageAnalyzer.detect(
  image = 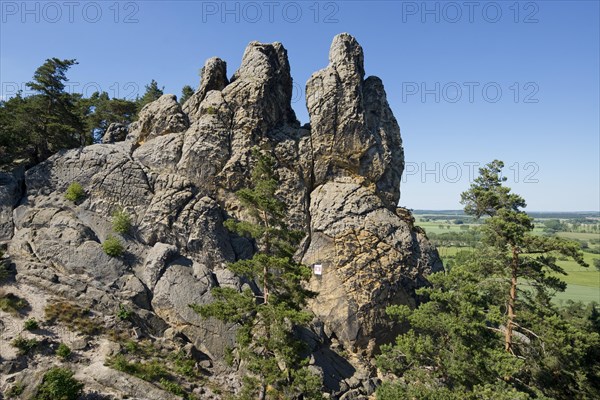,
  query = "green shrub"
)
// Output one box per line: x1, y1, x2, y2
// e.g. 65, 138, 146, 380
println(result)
56, 343, 72, 360
12, 336, 39, 355
103, 235, 124, 257
64, 182, 85, 202
112, 209, 132, 234
6, 381, 25, 397
107, 354, 170, 382
159, 378, 186, 396
117, 303, 132, 321
24, 318, 39, 331
0, 292, 29, 314
205, 106, 217, 115
170, 350, 200, 378
34, 367, 83, 400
